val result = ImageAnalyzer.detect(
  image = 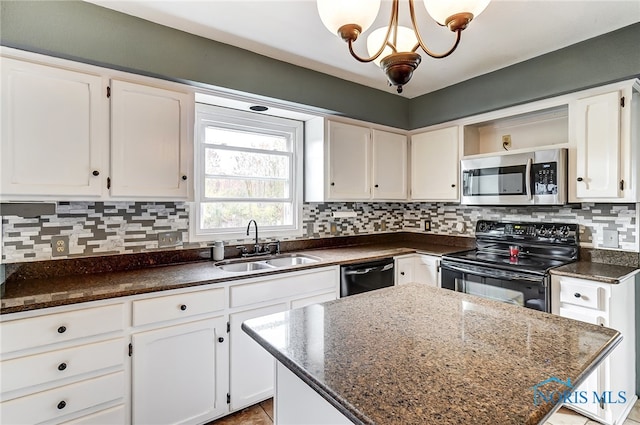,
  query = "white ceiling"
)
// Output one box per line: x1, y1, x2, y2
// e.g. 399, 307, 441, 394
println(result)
86, 0, 640, 99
